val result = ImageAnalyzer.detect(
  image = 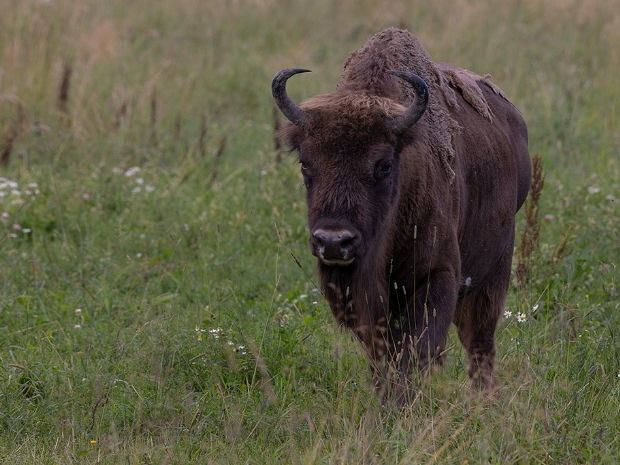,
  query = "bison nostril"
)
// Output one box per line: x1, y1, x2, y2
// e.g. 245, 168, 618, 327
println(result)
340, 237, 354, 250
